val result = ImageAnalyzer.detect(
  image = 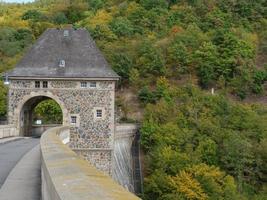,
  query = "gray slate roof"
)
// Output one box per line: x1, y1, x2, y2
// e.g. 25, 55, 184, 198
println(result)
8, 28, 119, 80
